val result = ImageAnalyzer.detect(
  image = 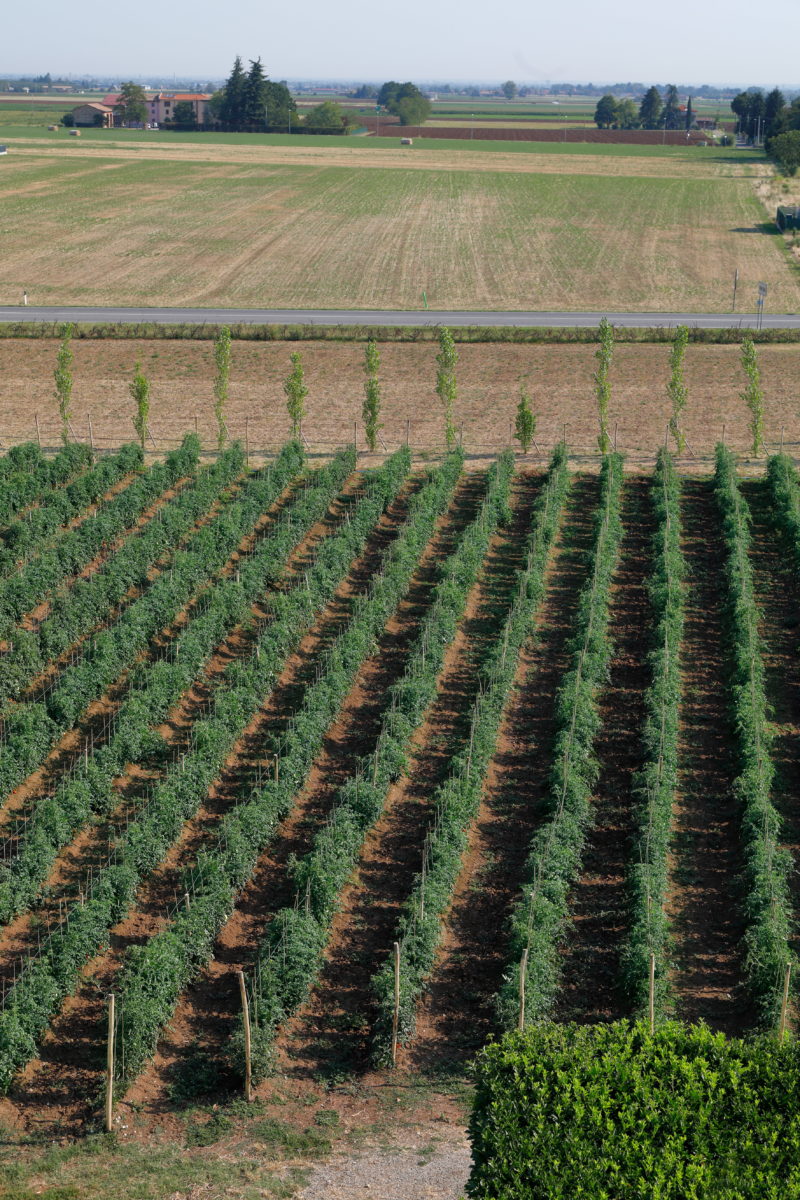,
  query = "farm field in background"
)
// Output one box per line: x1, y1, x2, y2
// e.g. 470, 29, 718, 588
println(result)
2, 339, 799, 461
0, 432, 797, 1181
0, 142, 794, 312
